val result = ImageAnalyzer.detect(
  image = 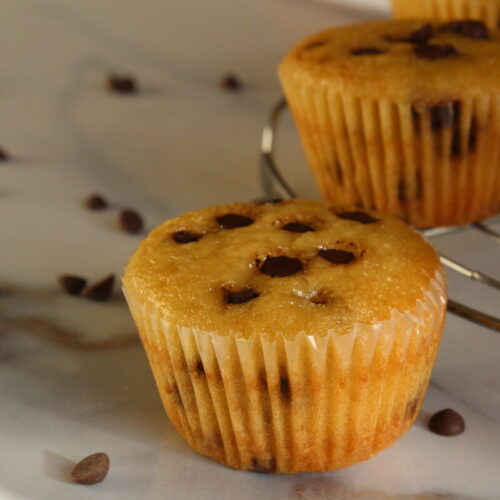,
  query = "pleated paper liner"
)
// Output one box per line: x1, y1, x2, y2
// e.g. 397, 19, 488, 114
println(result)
124, 269, 446, 474
282, 76, 500, 228
391, 0, 500, 30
